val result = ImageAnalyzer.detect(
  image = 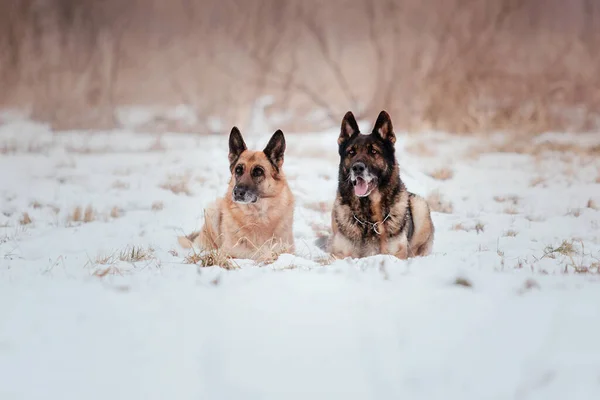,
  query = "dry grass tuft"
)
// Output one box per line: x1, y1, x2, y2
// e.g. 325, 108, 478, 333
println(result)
543, 240, 577, 259
503, 206, 519, 215
493, 195, 520, 205
453, 277, 473, 288
19, 212, 32, 225
474, 222, 485, 234
160, 175, 192, 196
30, 201, 43, 209
110, 206, 122, 218
151, 201, 165, 211
428, 167, 454, 181
529, 177, 546, 187
83, 206, 95, 222
504, 230, 518, 237
68, 205, 96, 223
112, 180, 130, 190
567, 208, 582, 217
70, 206, 82, 222
587, 199, 599, 211
451, 223, 468, 231
184, 249, 237, 270
426, 190, 453, 214
119, 246, 154, 262
526, 215, 546, 222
